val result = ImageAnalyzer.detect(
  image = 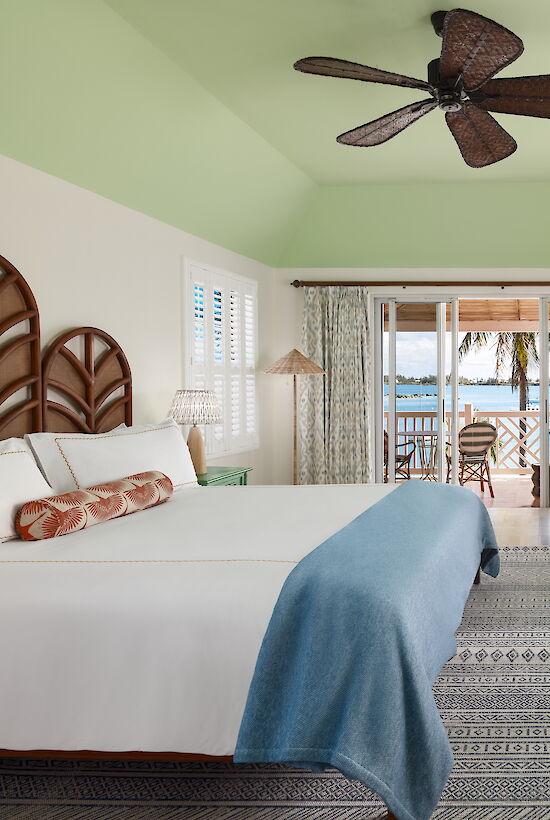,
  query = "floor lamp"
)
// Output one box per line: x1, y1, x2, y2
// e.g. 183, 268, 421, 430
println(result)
265, 349, 324, 485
